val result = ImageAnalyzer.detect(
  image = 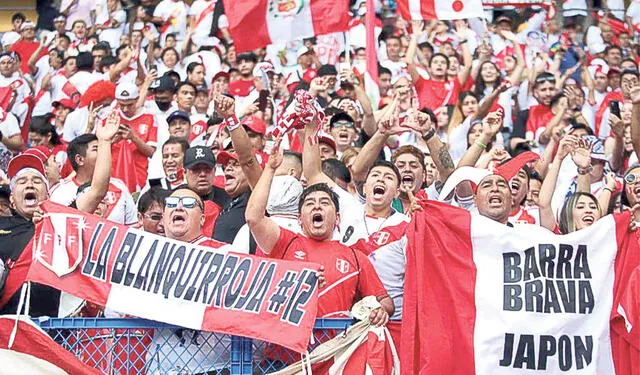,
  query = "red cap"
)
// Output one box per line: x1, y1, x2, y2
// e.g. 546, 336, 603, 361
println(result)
52, 98, 77, 110
7, 146, 51, 179
216, 150, 239, 166
212, 71, 230, 83
317, 132, 336, 151
241, 115, 266, 135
